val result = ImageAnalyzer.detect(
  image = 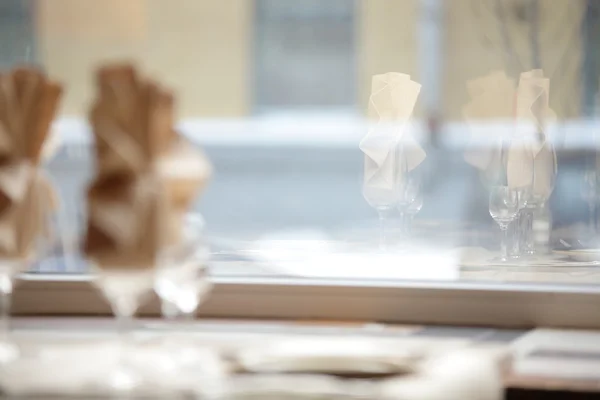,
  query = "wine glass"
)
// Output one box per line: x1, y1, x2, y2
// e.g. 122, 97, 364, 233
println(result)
91, 264, 156, 392
154, 214, 212, 366
506, 138, 535, 260
404, 191, 423, 236
395, 144, 420, 241
489, 186, 519, 262
0, 259, 27, 364
155, 213, 211, 324
521, 140, 557, 255
0, 170, 58, 364
362, 151, 398, 250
